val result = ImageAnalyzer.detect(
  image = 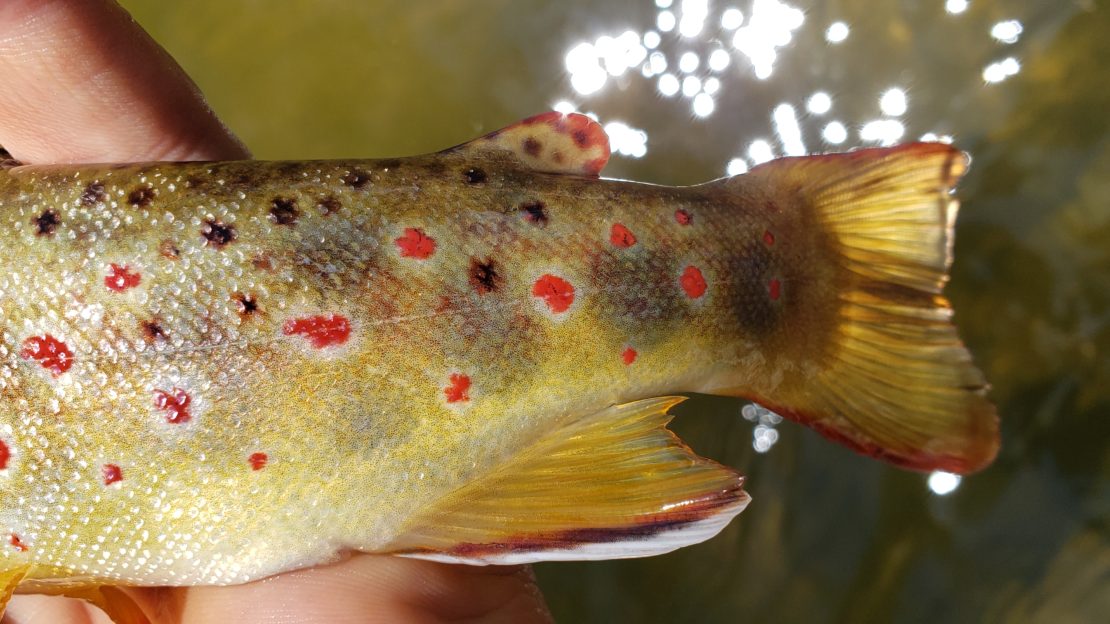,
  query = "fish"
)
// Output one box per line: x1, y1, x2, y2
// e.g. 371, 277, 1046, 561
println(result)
0, 111, 998, 619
